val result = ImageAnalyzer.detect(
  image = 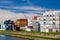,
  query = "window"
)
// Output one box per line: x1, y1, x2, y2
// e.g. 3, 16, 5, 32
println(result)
53, 22, 55, 24
44, 19, 46, 21
50, 15, 52, 17
47, 15, 48, 17
53, 18, 55, 20
36, 22, 38, 23
56, 30, 58, 32
44, 22, 46, 24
